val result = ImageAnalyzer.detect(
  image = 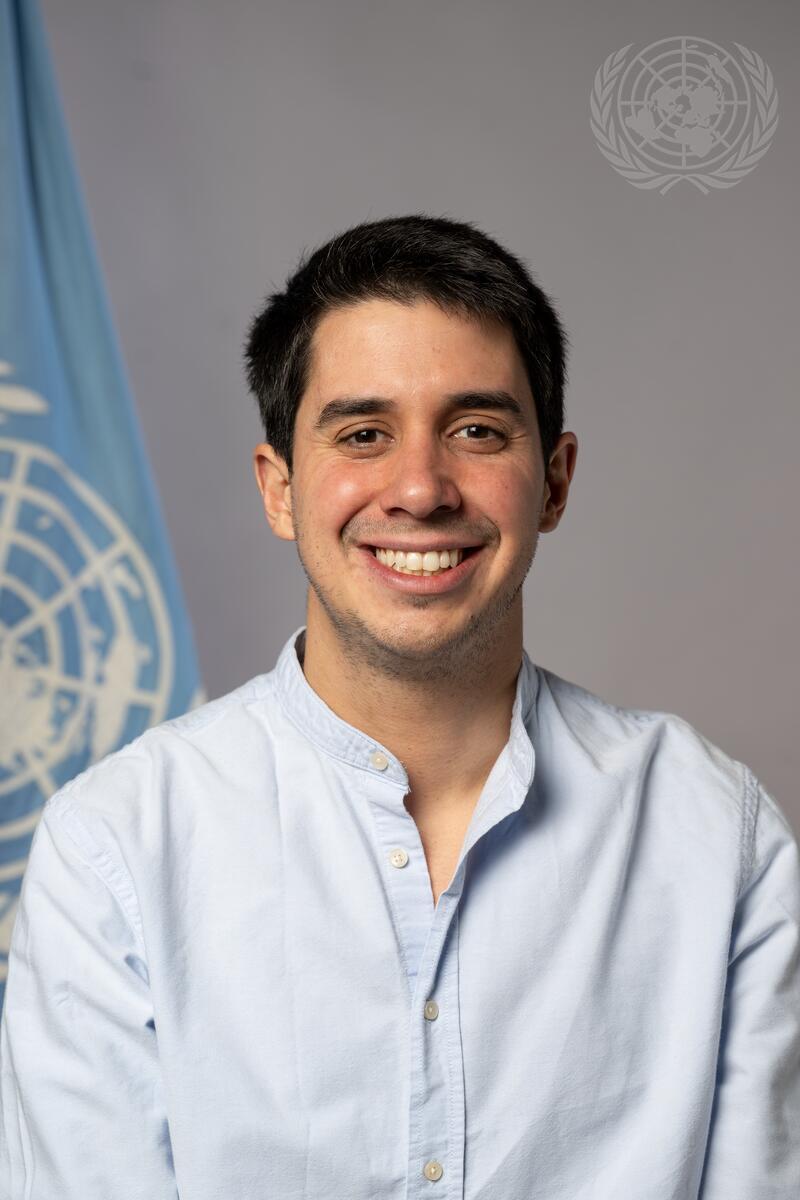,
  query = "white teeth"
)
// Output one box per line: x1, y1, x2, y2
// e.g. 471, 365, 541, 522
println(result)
374, 547, 465, 575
